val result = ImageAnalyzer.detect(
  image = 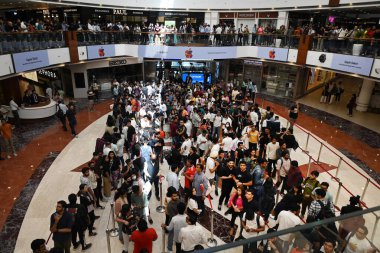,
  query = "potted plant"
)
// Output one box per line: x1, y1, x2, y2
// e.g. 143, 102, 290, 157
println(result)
352, 30, 365, 56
